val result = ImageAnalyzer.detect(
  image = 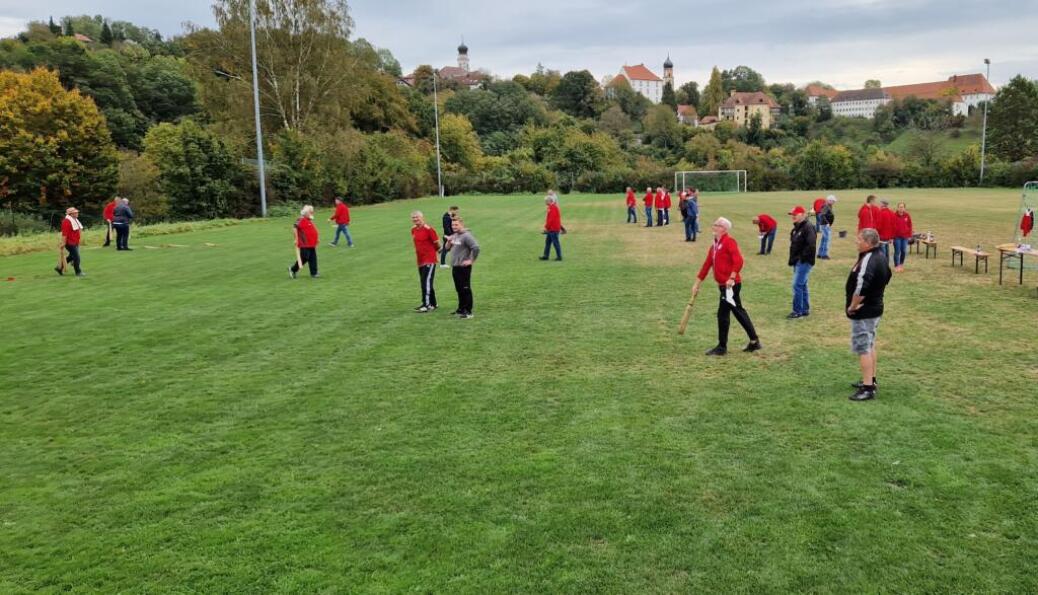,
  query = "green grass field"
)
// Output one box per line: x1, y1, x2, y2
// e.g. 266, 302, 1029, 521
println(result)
2, 189, 1036, 593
